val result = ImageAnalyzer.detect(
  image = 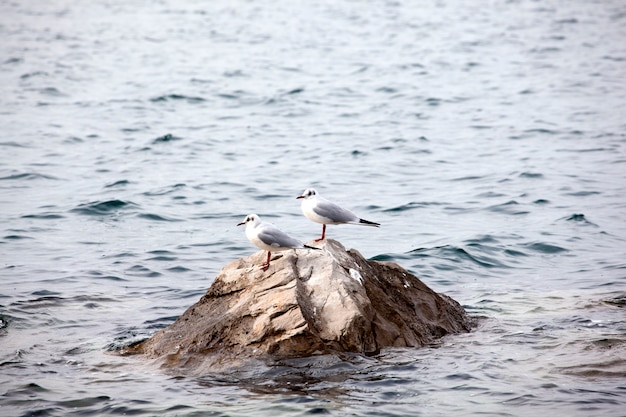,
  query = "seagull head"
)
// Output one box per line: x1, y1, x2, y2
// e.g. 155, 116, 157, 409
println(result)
237, 213, 260, 227
296, 188, 317, 200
